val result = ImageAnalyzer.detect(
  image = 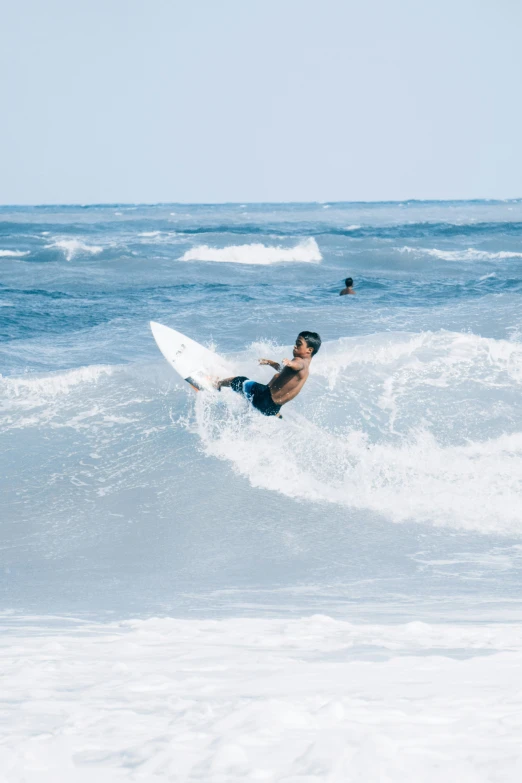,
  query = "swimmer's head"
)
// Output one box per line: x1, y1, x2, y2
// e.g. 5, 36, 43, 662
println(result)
345, 277, 353, 288
297, 330, 321, 356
